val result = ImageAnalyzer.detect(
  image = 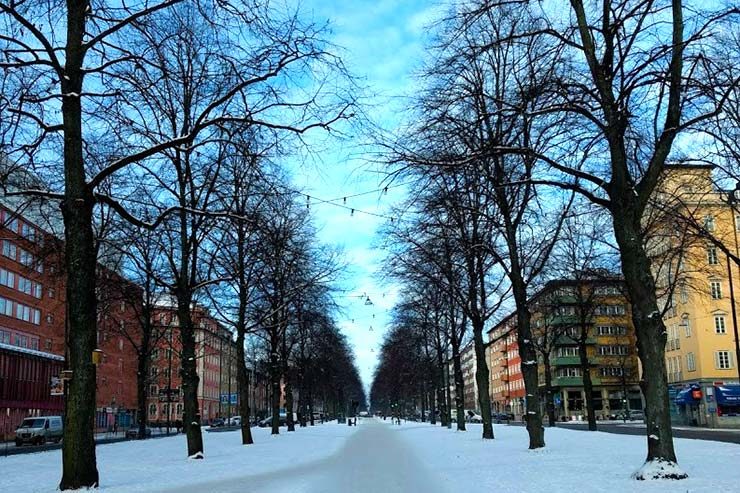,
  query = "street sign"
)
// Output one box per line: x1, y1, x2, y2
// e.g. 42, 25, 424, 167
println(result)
220, 393, 238, 404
